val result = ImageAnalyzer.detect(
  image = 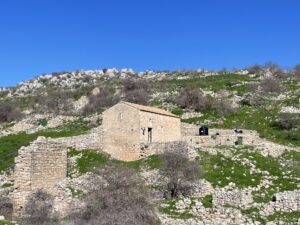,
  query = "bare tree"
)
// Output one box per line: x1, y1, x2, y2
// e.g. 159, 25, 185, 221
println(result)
247, 64, 264, 76
24, 190, 55, 225
260, 77, 281, 93
275, 113, 300, 130
71, 167, 159, 225
122, 79, 150, 105
82, 86, 120, 115
33, 90, 73, 115
294, 64, 300, 79
212, 98, 235, 116
159, 150, 201, 198
0, 102, 22, 123
0, 195, 13, 220
174, 86, 211, 111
